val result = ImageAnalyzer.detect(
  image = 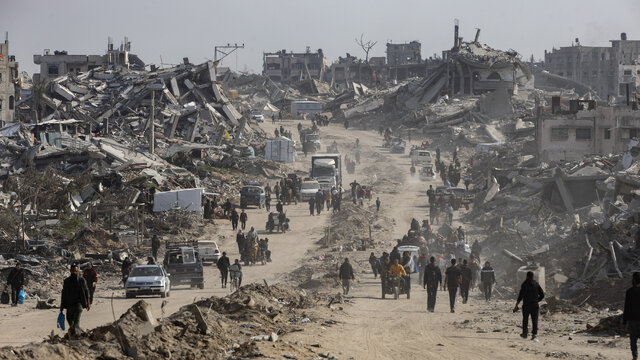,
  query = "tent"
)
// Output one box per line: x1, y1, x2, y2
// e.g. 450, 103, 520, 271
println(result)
262, 103, 280, 117
265, 136, 296, 162
153, 188, 204, 213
